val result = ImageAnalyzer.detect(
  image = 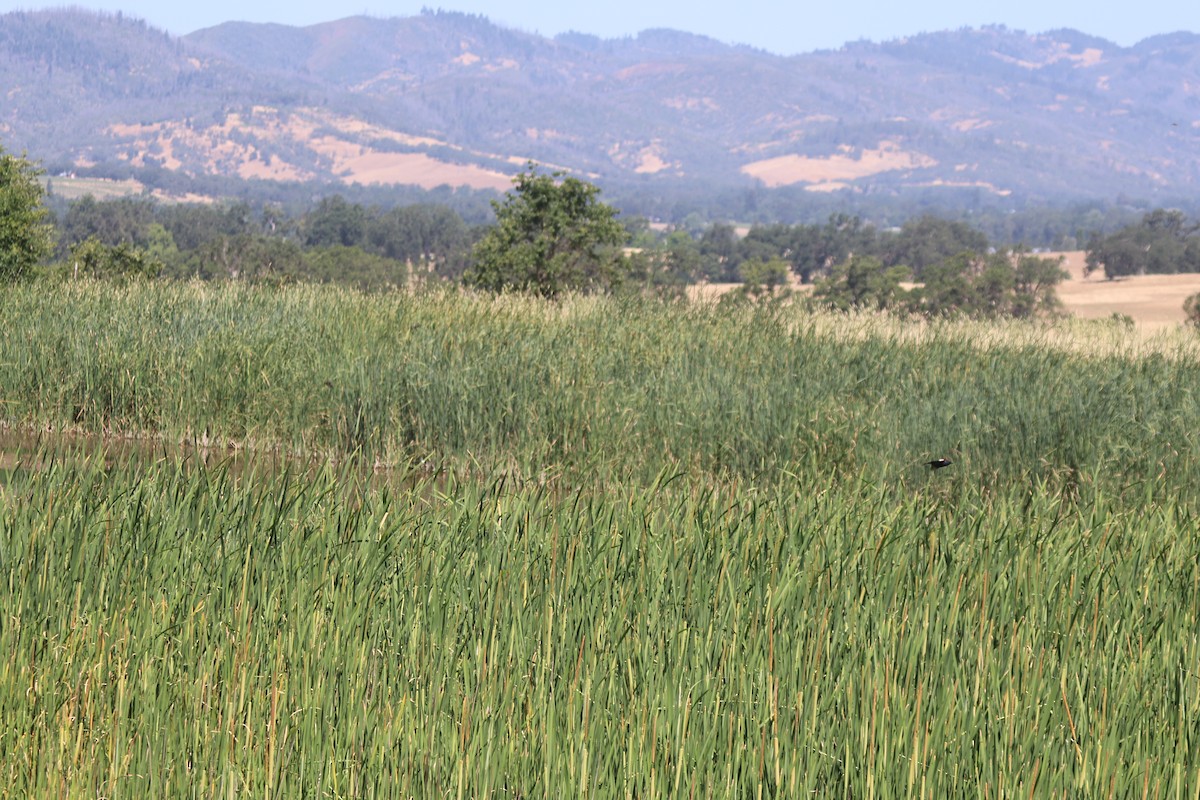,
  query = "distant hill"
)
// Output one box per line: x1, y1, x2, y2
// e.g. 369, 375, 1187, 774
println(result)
2, 8, 1199, 219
